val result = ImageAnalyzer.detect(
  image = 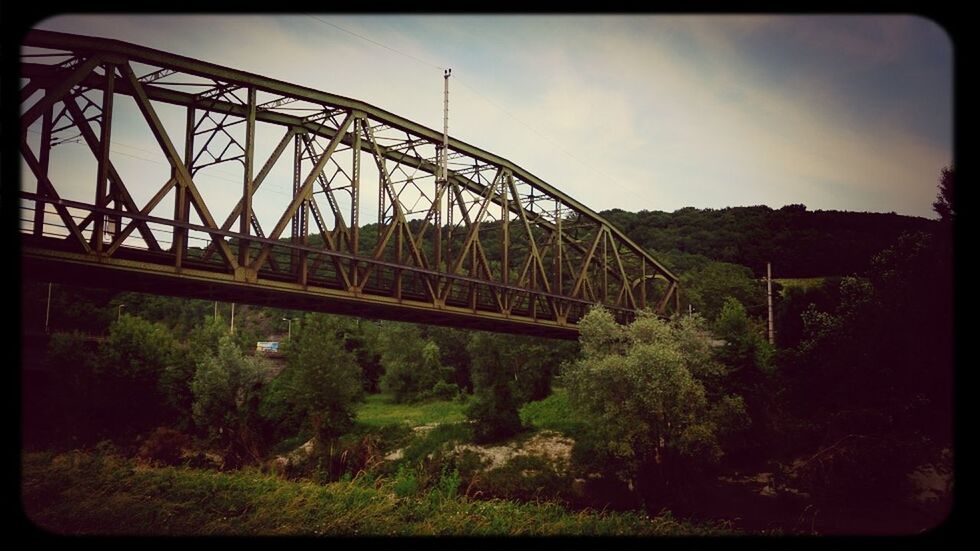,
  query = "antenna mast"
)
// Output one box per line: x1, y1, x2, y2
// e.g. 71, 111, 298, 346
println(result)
435, 68, 451, 275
